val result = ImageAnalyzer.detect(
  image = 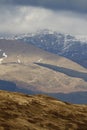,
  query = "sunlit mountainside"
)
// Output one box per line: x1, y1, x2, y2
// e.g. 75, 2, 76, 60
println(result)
0, 39, 87, 104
